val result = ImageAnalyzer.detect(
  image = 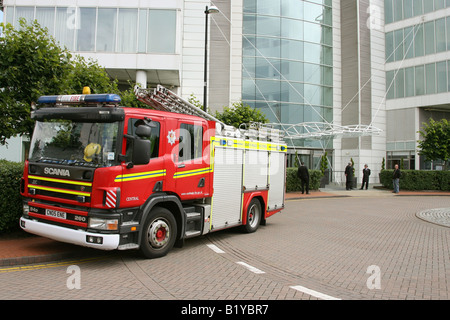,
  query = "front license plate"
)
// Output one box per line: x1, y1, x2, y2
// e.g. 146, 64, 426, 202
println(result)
45, 209, 67, 220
